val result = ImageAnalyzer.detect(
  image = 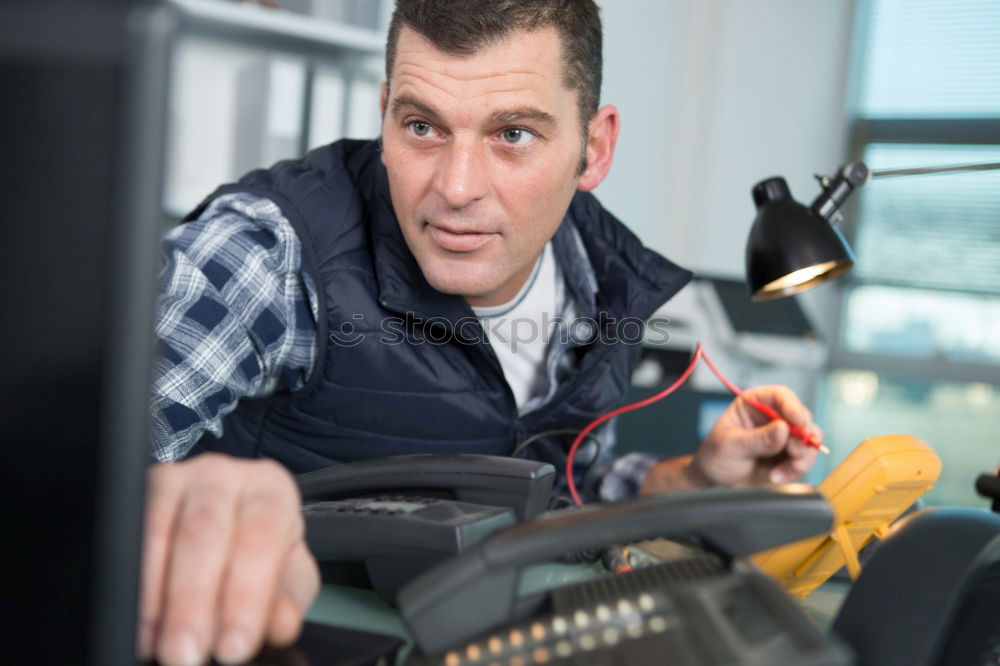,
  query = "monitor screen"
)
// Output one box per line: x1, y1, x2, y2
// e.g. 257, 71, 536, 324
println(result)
0, 4, 173, 663
710, 277, 816, 338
